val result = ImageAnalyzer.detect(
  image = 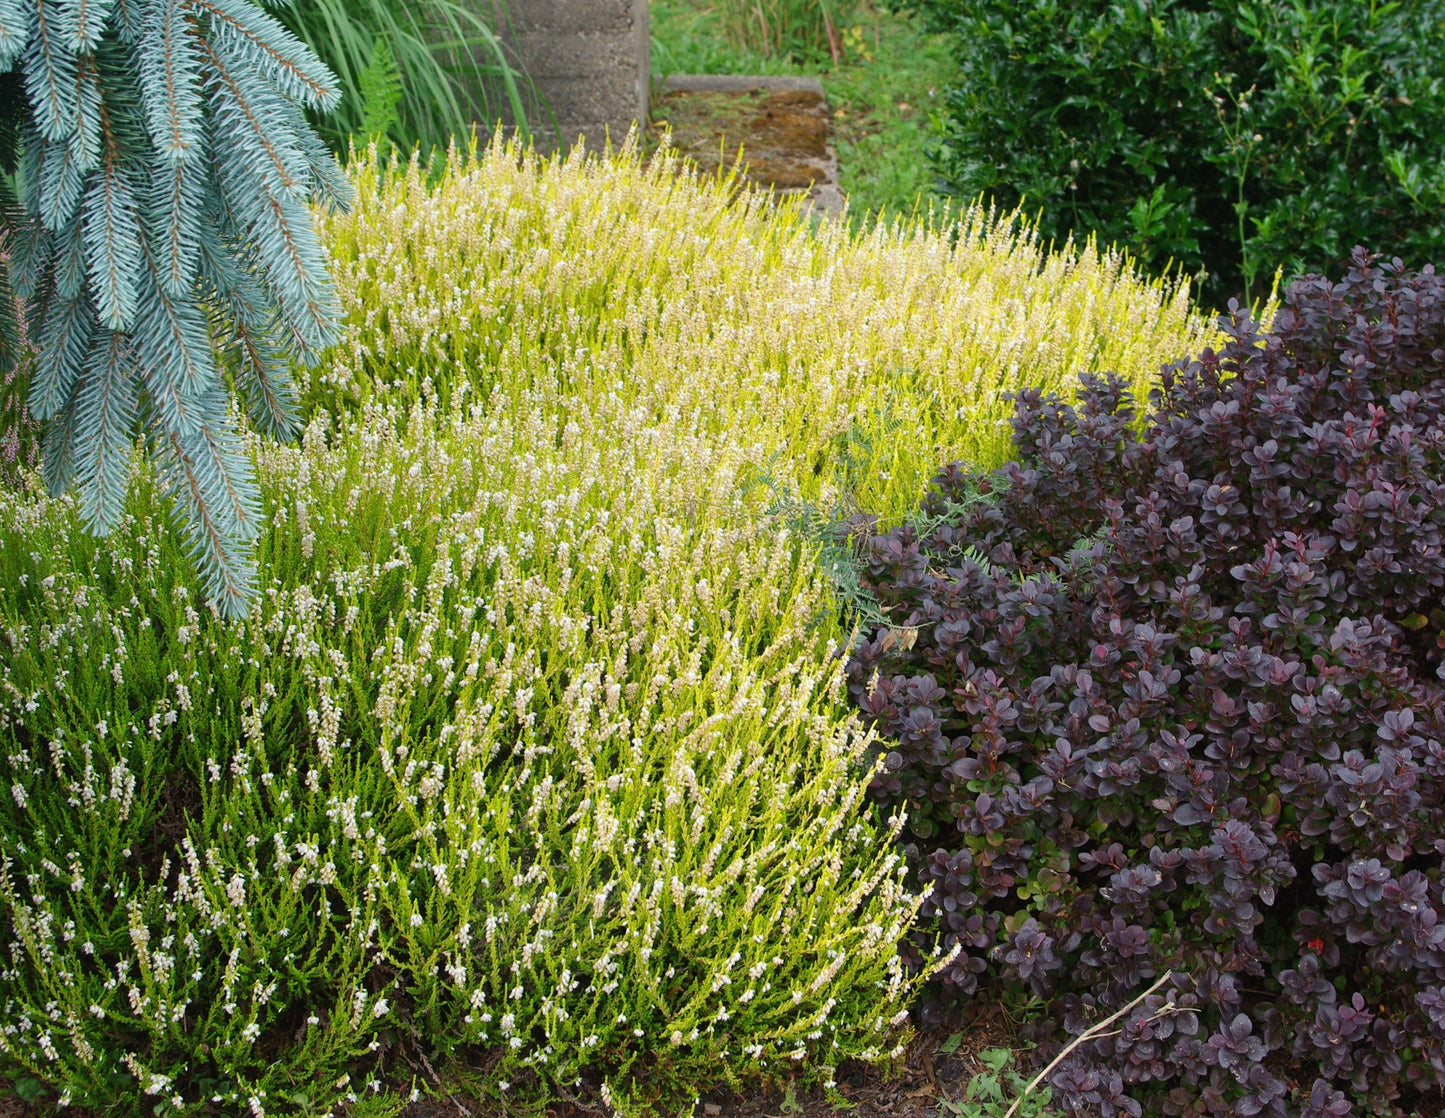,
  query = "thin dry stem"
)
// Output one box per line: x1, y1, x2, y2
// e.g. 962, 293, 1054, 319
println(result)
1001, 970, 1175, 1118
